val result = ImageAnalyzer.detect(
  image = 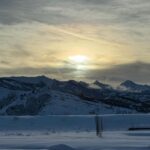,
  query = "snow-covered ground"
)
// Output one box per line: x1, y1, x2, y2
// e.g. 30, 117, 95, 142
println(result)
0, 131, 150, 149
0, 114, 149, 131
0, 114, 149, 149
